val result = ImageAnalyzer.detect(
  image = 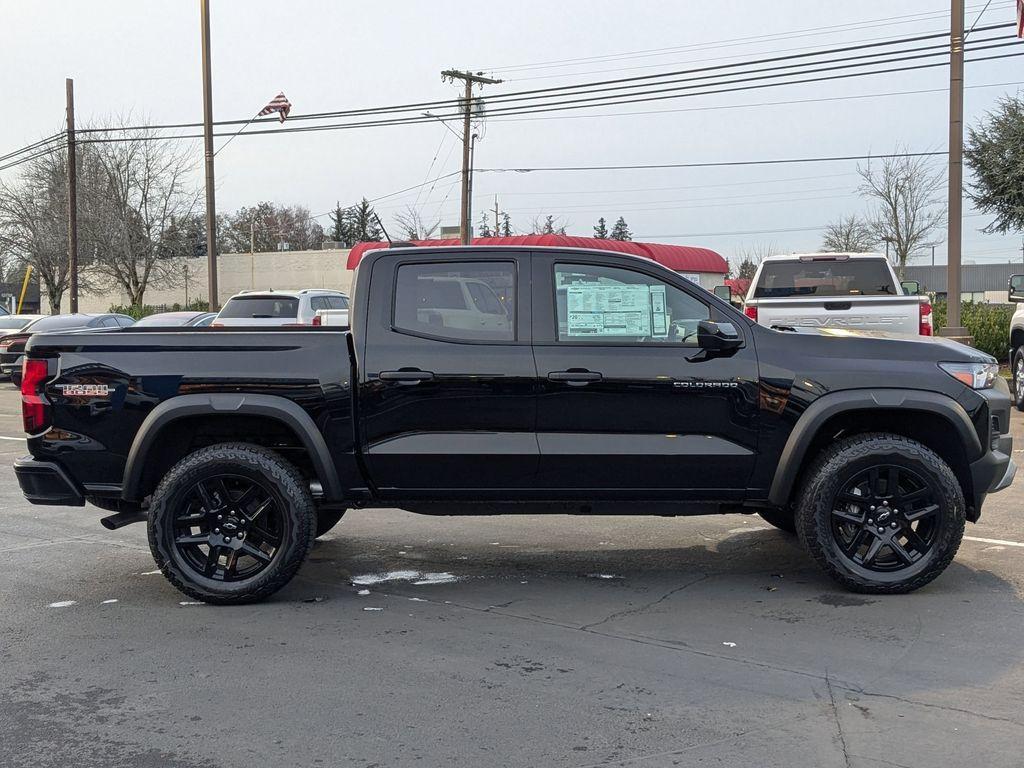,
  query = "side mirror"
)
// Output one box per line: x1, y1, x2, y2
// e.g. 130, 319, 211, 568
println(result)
697, 320, 742, 352
713, 285, 732, 302
901, 280, 920, 296
1009, 275, 1024, 303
